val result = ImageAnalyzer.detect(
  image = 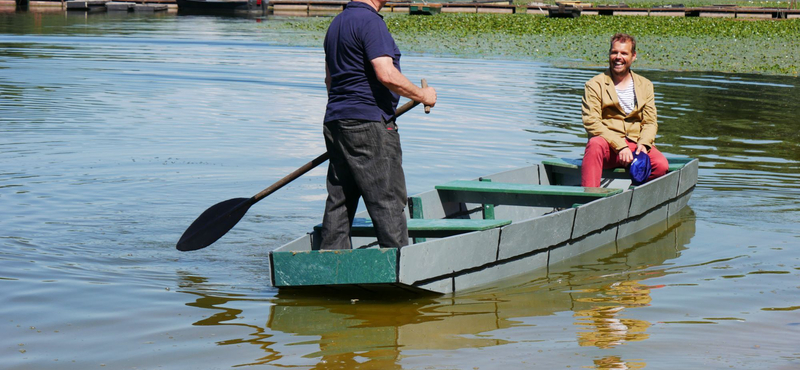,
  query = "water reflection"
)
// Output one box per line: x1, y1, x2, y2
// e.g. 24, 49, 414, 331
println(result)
179, 209, 696, 368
